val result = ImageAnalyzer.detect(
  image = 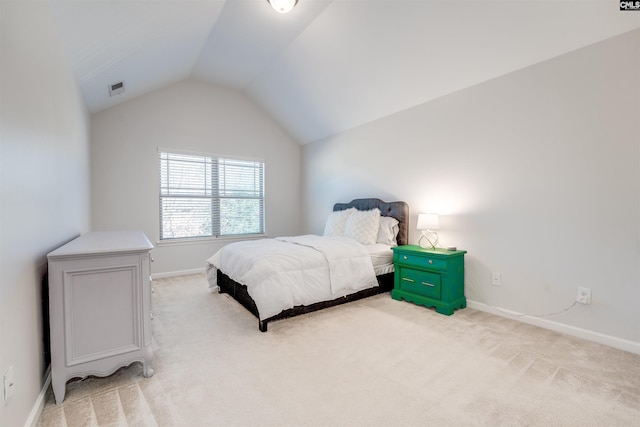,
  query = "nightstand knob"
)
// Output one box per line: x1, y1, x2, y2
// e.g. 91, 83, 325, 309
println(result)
403, 256, 408, 260
428, 260, 433, 264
